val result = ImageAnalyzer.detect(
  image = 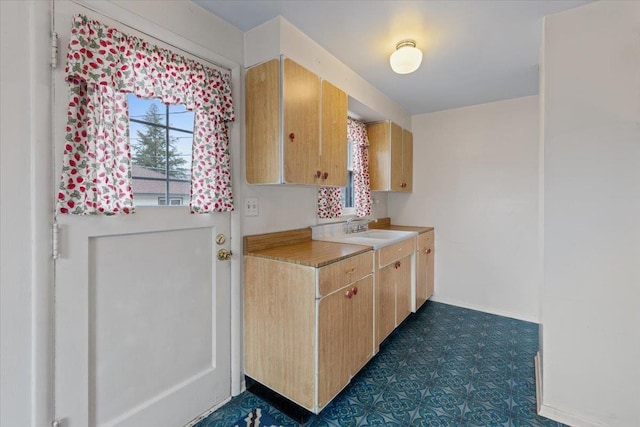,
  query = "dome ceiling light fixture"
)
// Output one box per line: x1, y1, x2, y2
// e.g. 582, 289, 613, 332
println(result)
389, 39, 423, 75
